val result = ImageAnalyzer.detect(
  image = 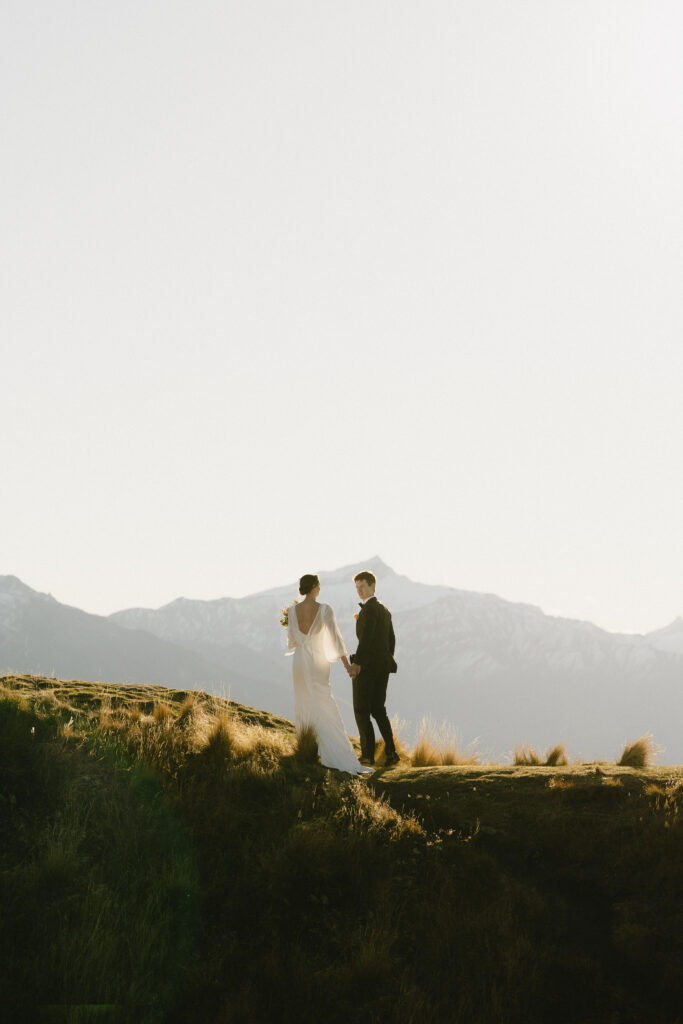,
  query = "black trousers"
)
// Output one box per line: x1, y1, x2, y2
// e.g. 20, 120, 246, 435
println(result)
352, 667, 396, 762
